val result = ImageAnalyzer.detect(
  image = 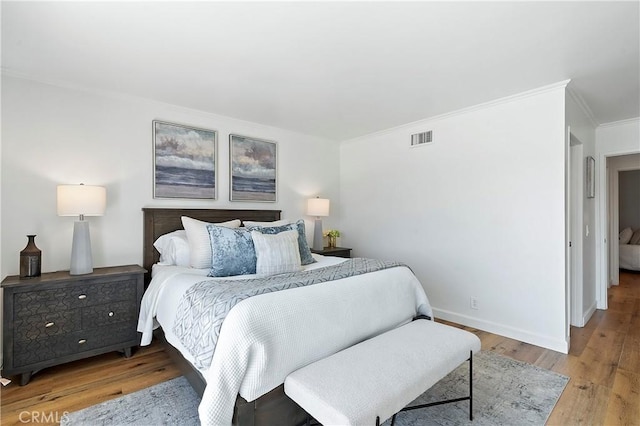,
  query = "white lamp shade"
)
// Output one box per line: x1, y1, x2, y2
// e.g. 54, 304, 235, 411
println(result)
307, 198, 330, 217
57, 185, 106, 216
